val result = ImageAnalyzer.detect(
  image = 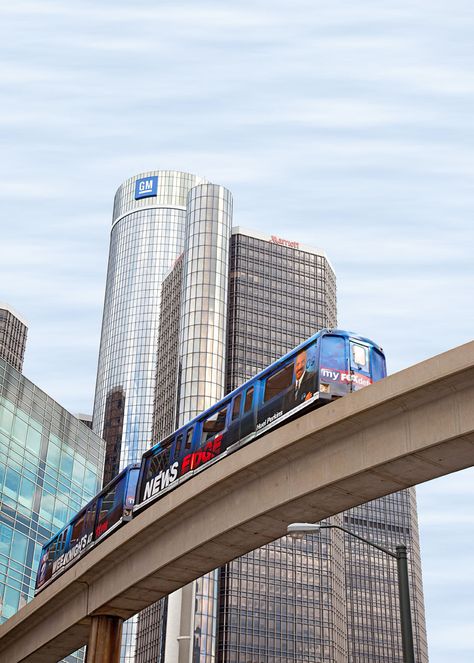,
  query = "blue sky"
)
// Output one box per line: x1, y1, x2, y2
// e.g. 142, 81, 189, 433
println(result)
1, 1, 473, 659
